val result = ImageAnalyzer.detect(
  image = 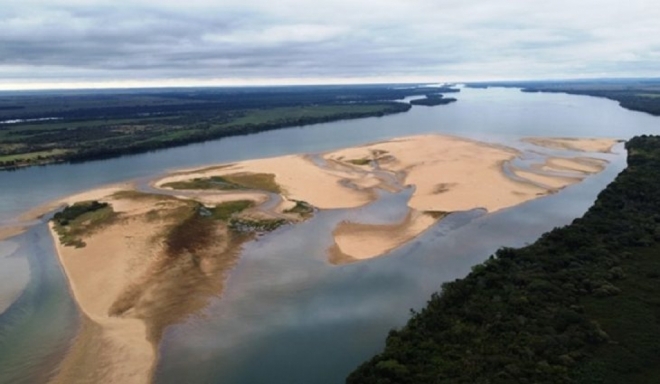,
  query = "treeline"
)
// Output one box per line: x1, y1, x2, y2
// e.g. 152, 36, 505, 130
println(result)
64, 102, 412, 162
522, 88, 660, 116
410, 94, 458, 106
0, 102, 411, 170
348, 135, 660, 383
0, 84, 439, 121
